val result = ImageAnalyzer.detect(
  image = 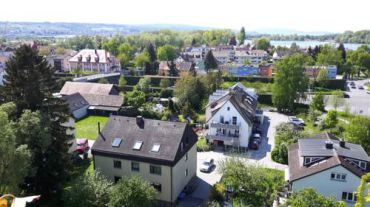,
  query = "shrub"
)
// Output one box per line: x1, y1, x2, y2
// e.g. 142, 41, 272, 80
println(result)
197, 137, 210, 152
210, 183, 225, 201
